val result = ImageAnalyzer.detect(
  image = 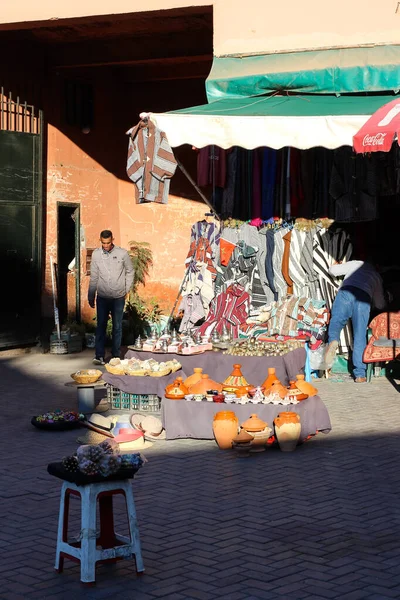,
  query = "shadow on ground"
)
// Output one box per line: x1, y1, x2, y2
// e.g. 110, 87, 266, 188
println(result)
1, 350, 400, 600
